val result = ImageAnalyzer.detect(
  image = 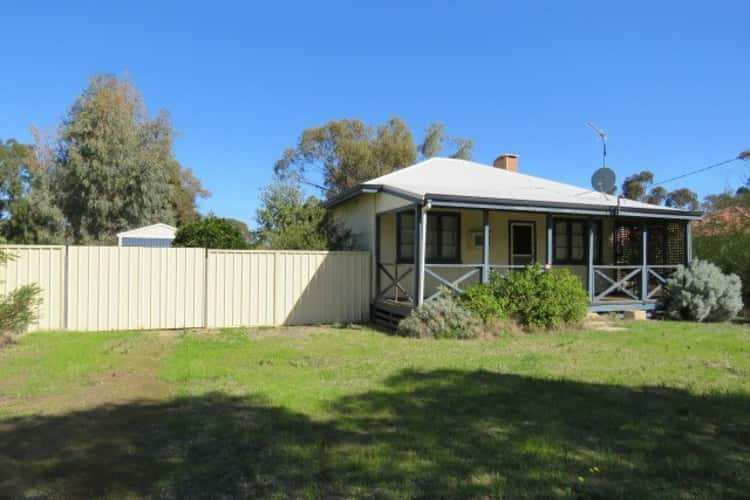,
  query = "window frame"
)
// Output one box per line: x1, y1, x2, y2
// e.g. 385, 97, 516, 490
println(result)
553, 218, 603, 265
508, 220, 537, 266
396, 210, 461, 264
